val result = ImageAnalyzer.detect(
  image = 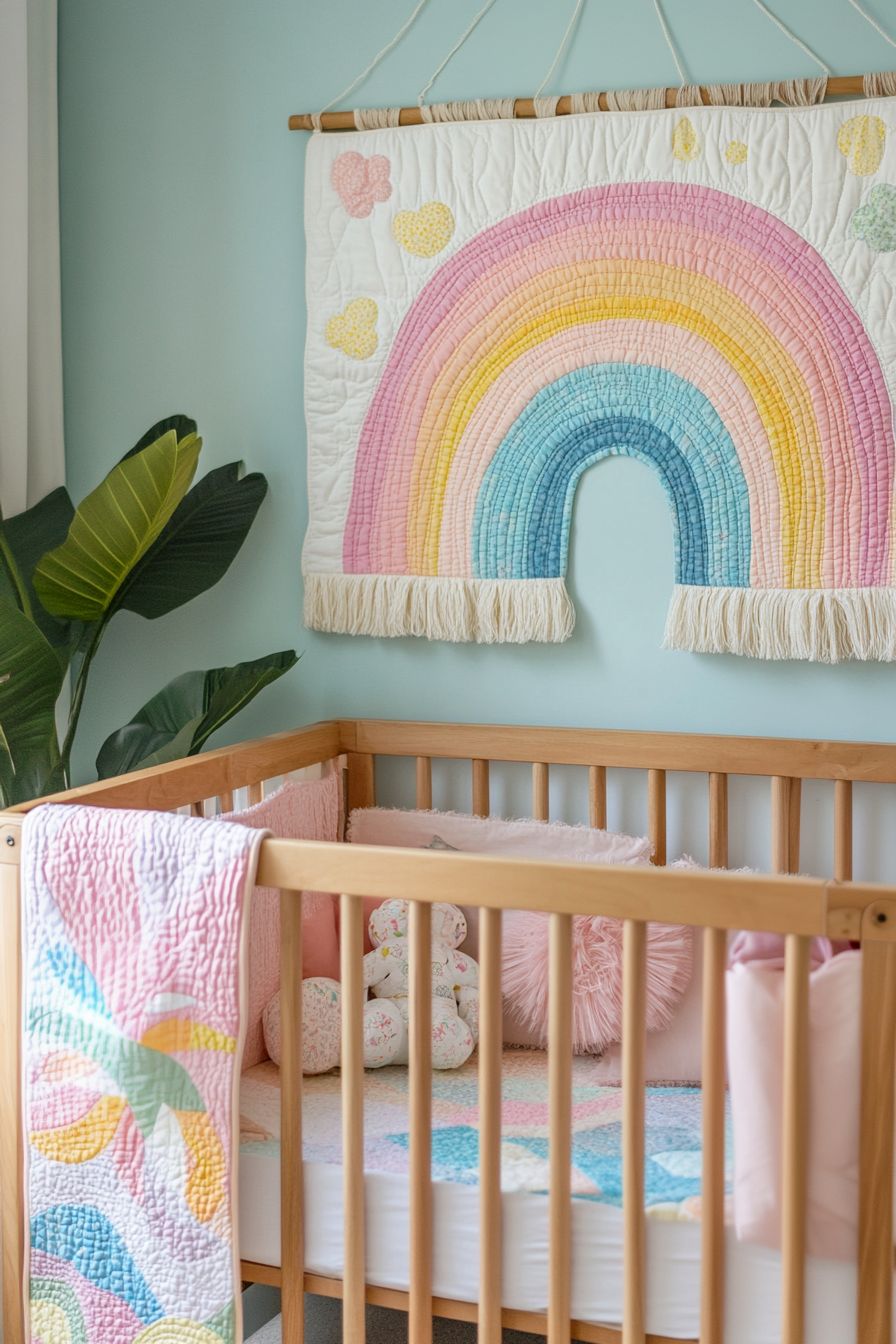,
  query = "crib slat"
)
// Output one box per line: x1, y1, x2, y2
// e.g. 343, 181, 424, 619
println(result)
416, 757, 432, 809
472, 759, 490, 817
700, 926, 727, 1344
280, 890, 304, 1344
647, 769, 666, 866
478, 905, 503, 1344
858, 935, 896, 1344
533, 762, 549, 821
548, 911, 572, 1344
217, 789, 234, 814
834, 779, 853, 881
340, 894, 366, 1344
702, 772, 728, 1344
772, 777, 790, 873
347, 752, 376, 813
781, 934, 810, 1344
190, 799, 205, 818
247, 780, 264, 806
788, 779, 802, 873
708, 773, 728, 869
623, 919, 647, 1344
588, 765, 607, 830
409, 900, 433, 1344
